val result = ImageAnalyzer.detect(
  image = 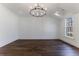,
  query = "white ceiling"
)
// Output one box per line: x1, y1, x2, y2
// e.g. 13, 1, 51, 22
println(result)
2, 3, 79, 17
